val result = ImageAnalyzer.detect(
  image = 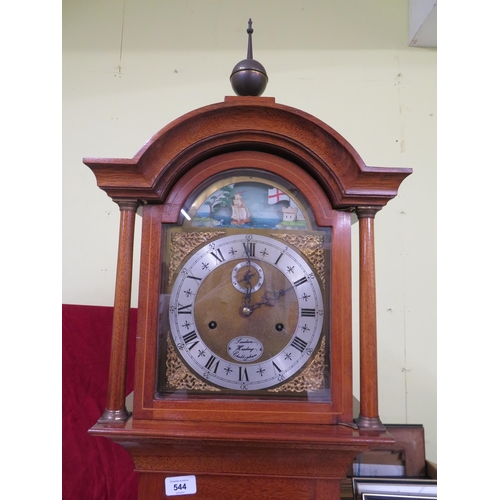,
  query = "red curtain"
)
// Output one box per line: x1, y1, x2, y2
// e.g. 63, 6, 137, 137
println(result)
62, 304, 138, 500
